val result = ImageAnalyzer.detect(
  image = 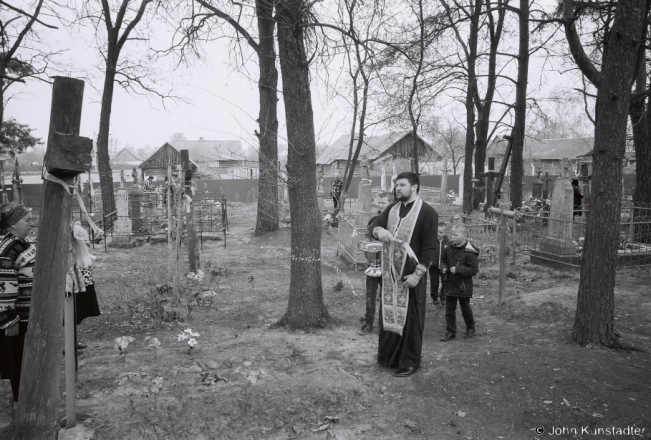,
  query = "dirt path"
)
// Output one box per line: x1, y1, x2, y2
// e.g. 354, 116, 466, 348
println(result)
1, 203, 650, 439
